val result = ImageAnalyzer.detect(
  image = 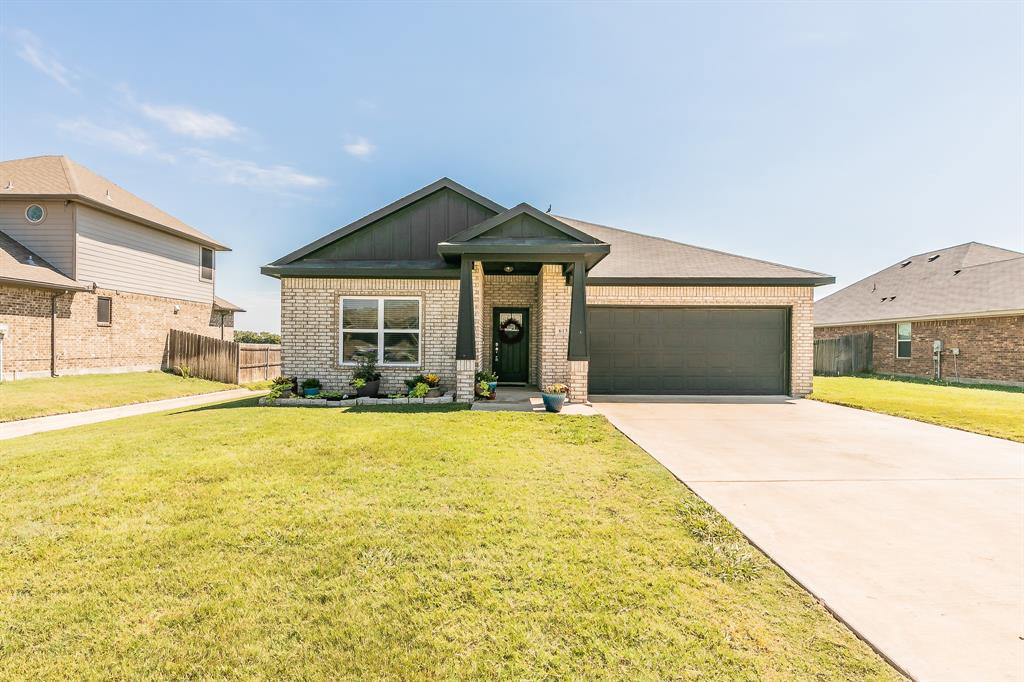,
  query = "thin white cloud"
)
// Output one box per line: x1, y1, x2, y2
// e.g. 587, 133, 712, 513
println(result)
139, 103, 242, 140
13, 29, 77, 92
343, 136, 375, 158
187, 150, 327, 190
57, 118, 174, 161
